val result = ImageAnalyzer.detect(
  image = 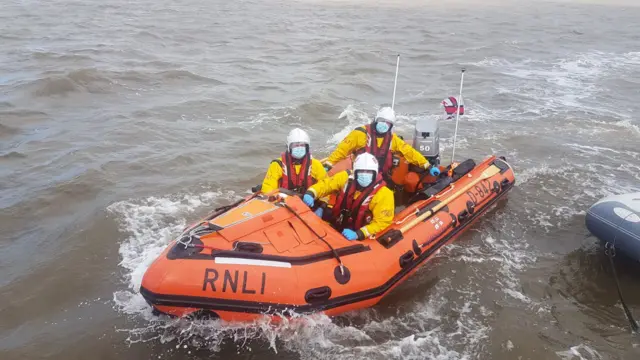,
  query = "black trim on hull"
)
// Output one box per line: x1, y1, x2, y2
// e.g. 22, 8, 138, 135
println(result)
168, 244, 370, 264
211, 244, 369, 265
141, 182, 514, 317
